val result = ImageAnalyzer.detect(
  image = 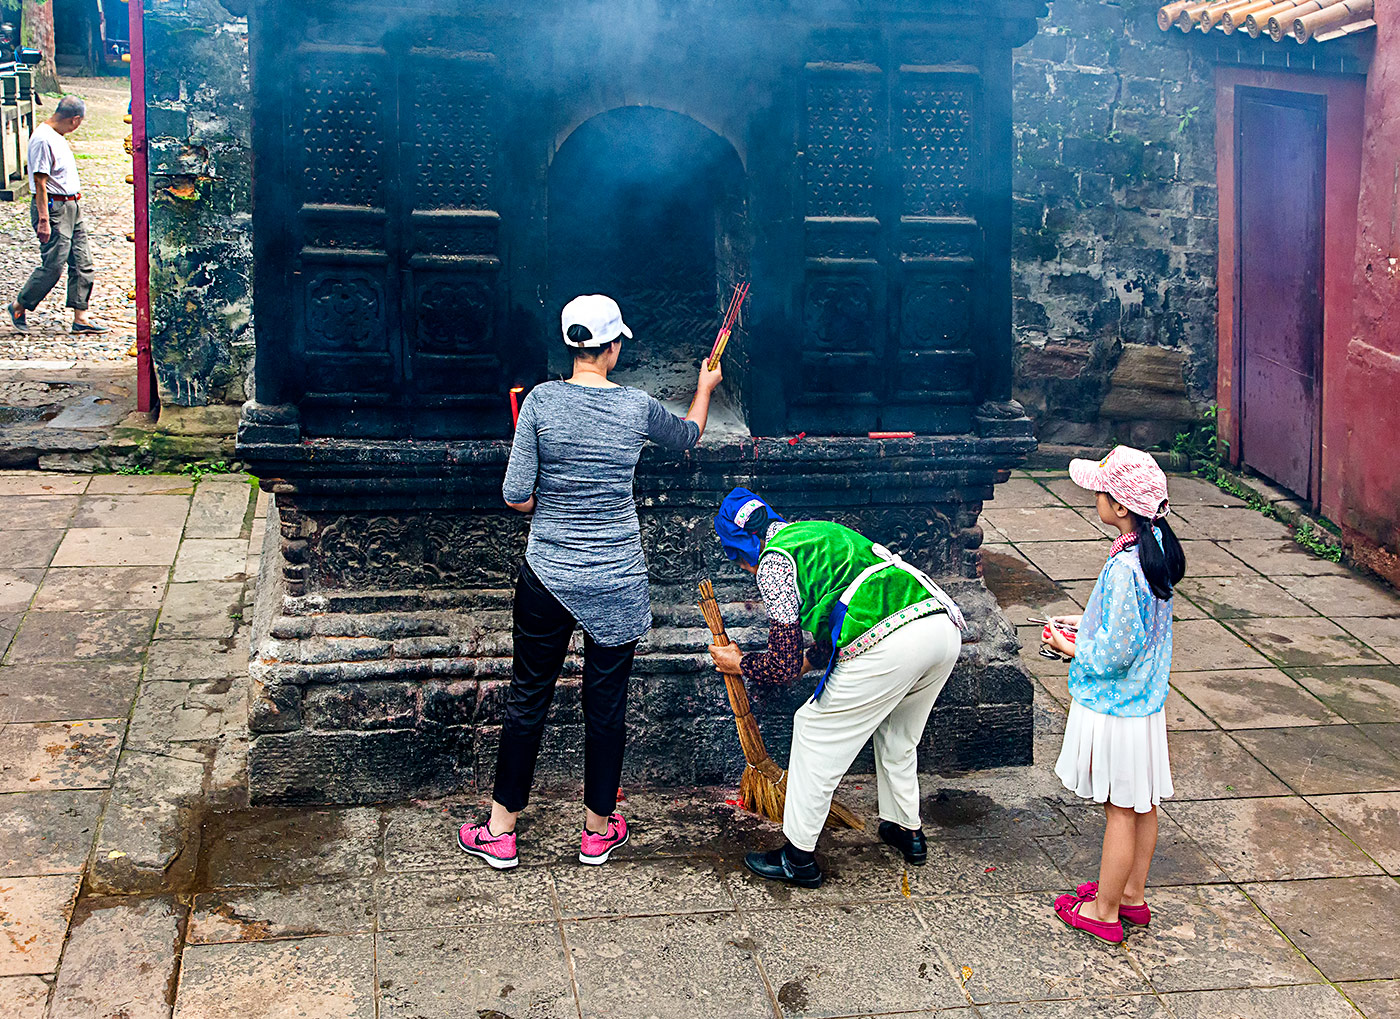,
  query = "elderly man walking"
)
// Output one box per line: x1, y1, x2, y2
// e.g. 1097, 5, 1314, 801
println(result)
7, 95, 108, 335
